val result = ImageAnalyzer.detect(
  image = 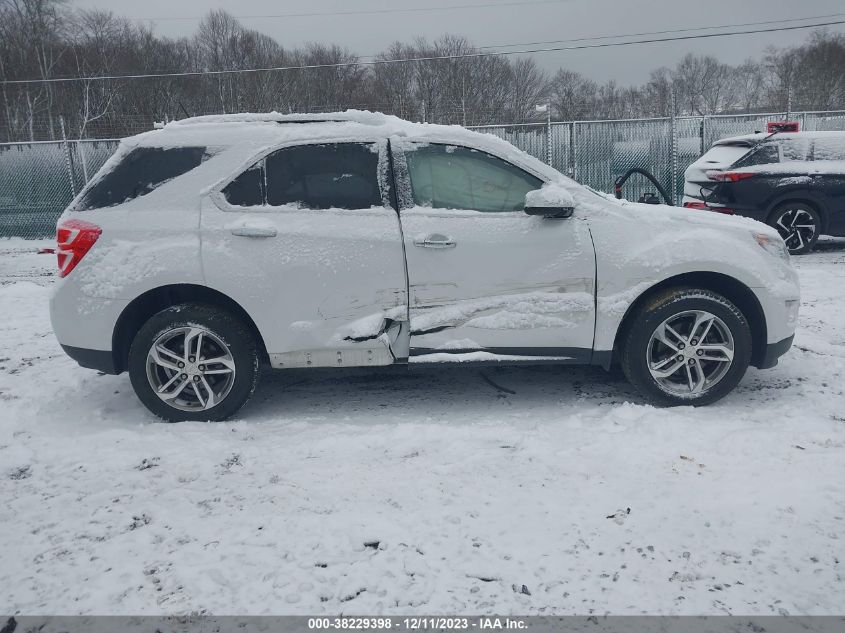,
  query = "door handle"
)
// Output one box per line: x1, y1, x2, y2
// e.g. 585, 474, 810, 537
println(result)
413, 234, 456, 249
230, 226, 277, 238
